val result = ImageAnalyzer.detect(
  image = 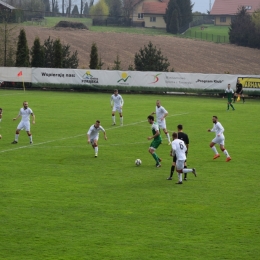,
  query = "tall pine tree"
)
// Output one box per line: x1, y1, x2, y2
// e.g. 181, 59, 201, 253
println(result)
176, 0, 193, 27
53, 39, 62, 68
164, 0, 181, 34
89, 43, 98, 69
31, 37, 44, 67
16, 29, 30, 67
